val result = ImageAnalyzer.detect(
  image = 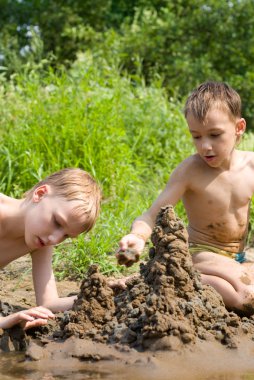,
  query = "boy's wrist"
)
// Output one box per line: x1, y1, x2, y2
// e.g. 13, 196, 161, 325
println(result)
130, 232, 147, 242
